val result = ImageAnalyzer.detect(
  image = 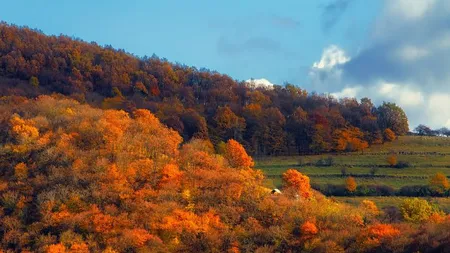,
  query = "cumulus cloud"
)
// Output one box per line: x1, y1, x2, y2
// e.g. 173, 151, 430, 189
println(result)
309, 45, 350, 91
309, 0, 450, 128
